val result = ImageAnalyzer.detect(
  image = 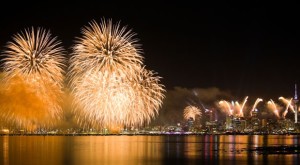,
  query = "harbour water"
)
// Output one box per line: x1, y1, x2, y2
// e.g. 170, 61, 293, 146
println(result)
1, 135, 300, 165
